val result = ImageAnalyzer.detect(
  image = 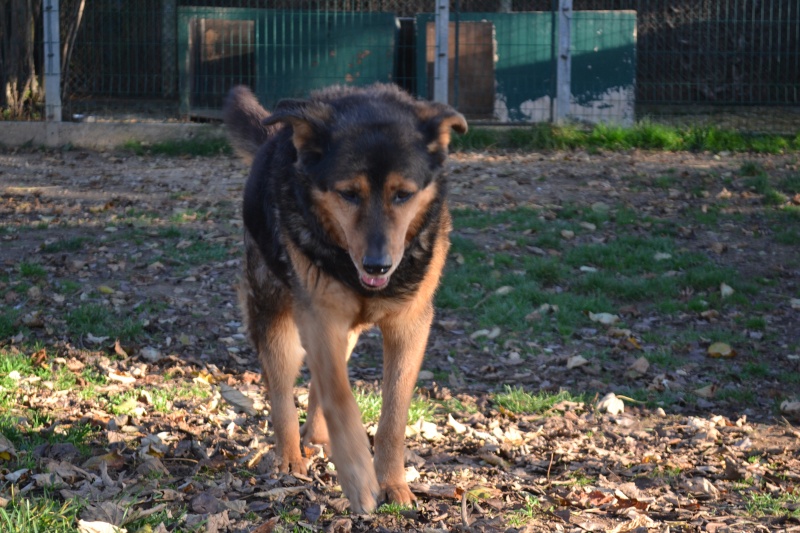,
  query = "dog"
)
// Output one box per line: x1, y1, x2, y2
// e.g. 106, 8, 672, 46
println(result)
224, 83, 466, 513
